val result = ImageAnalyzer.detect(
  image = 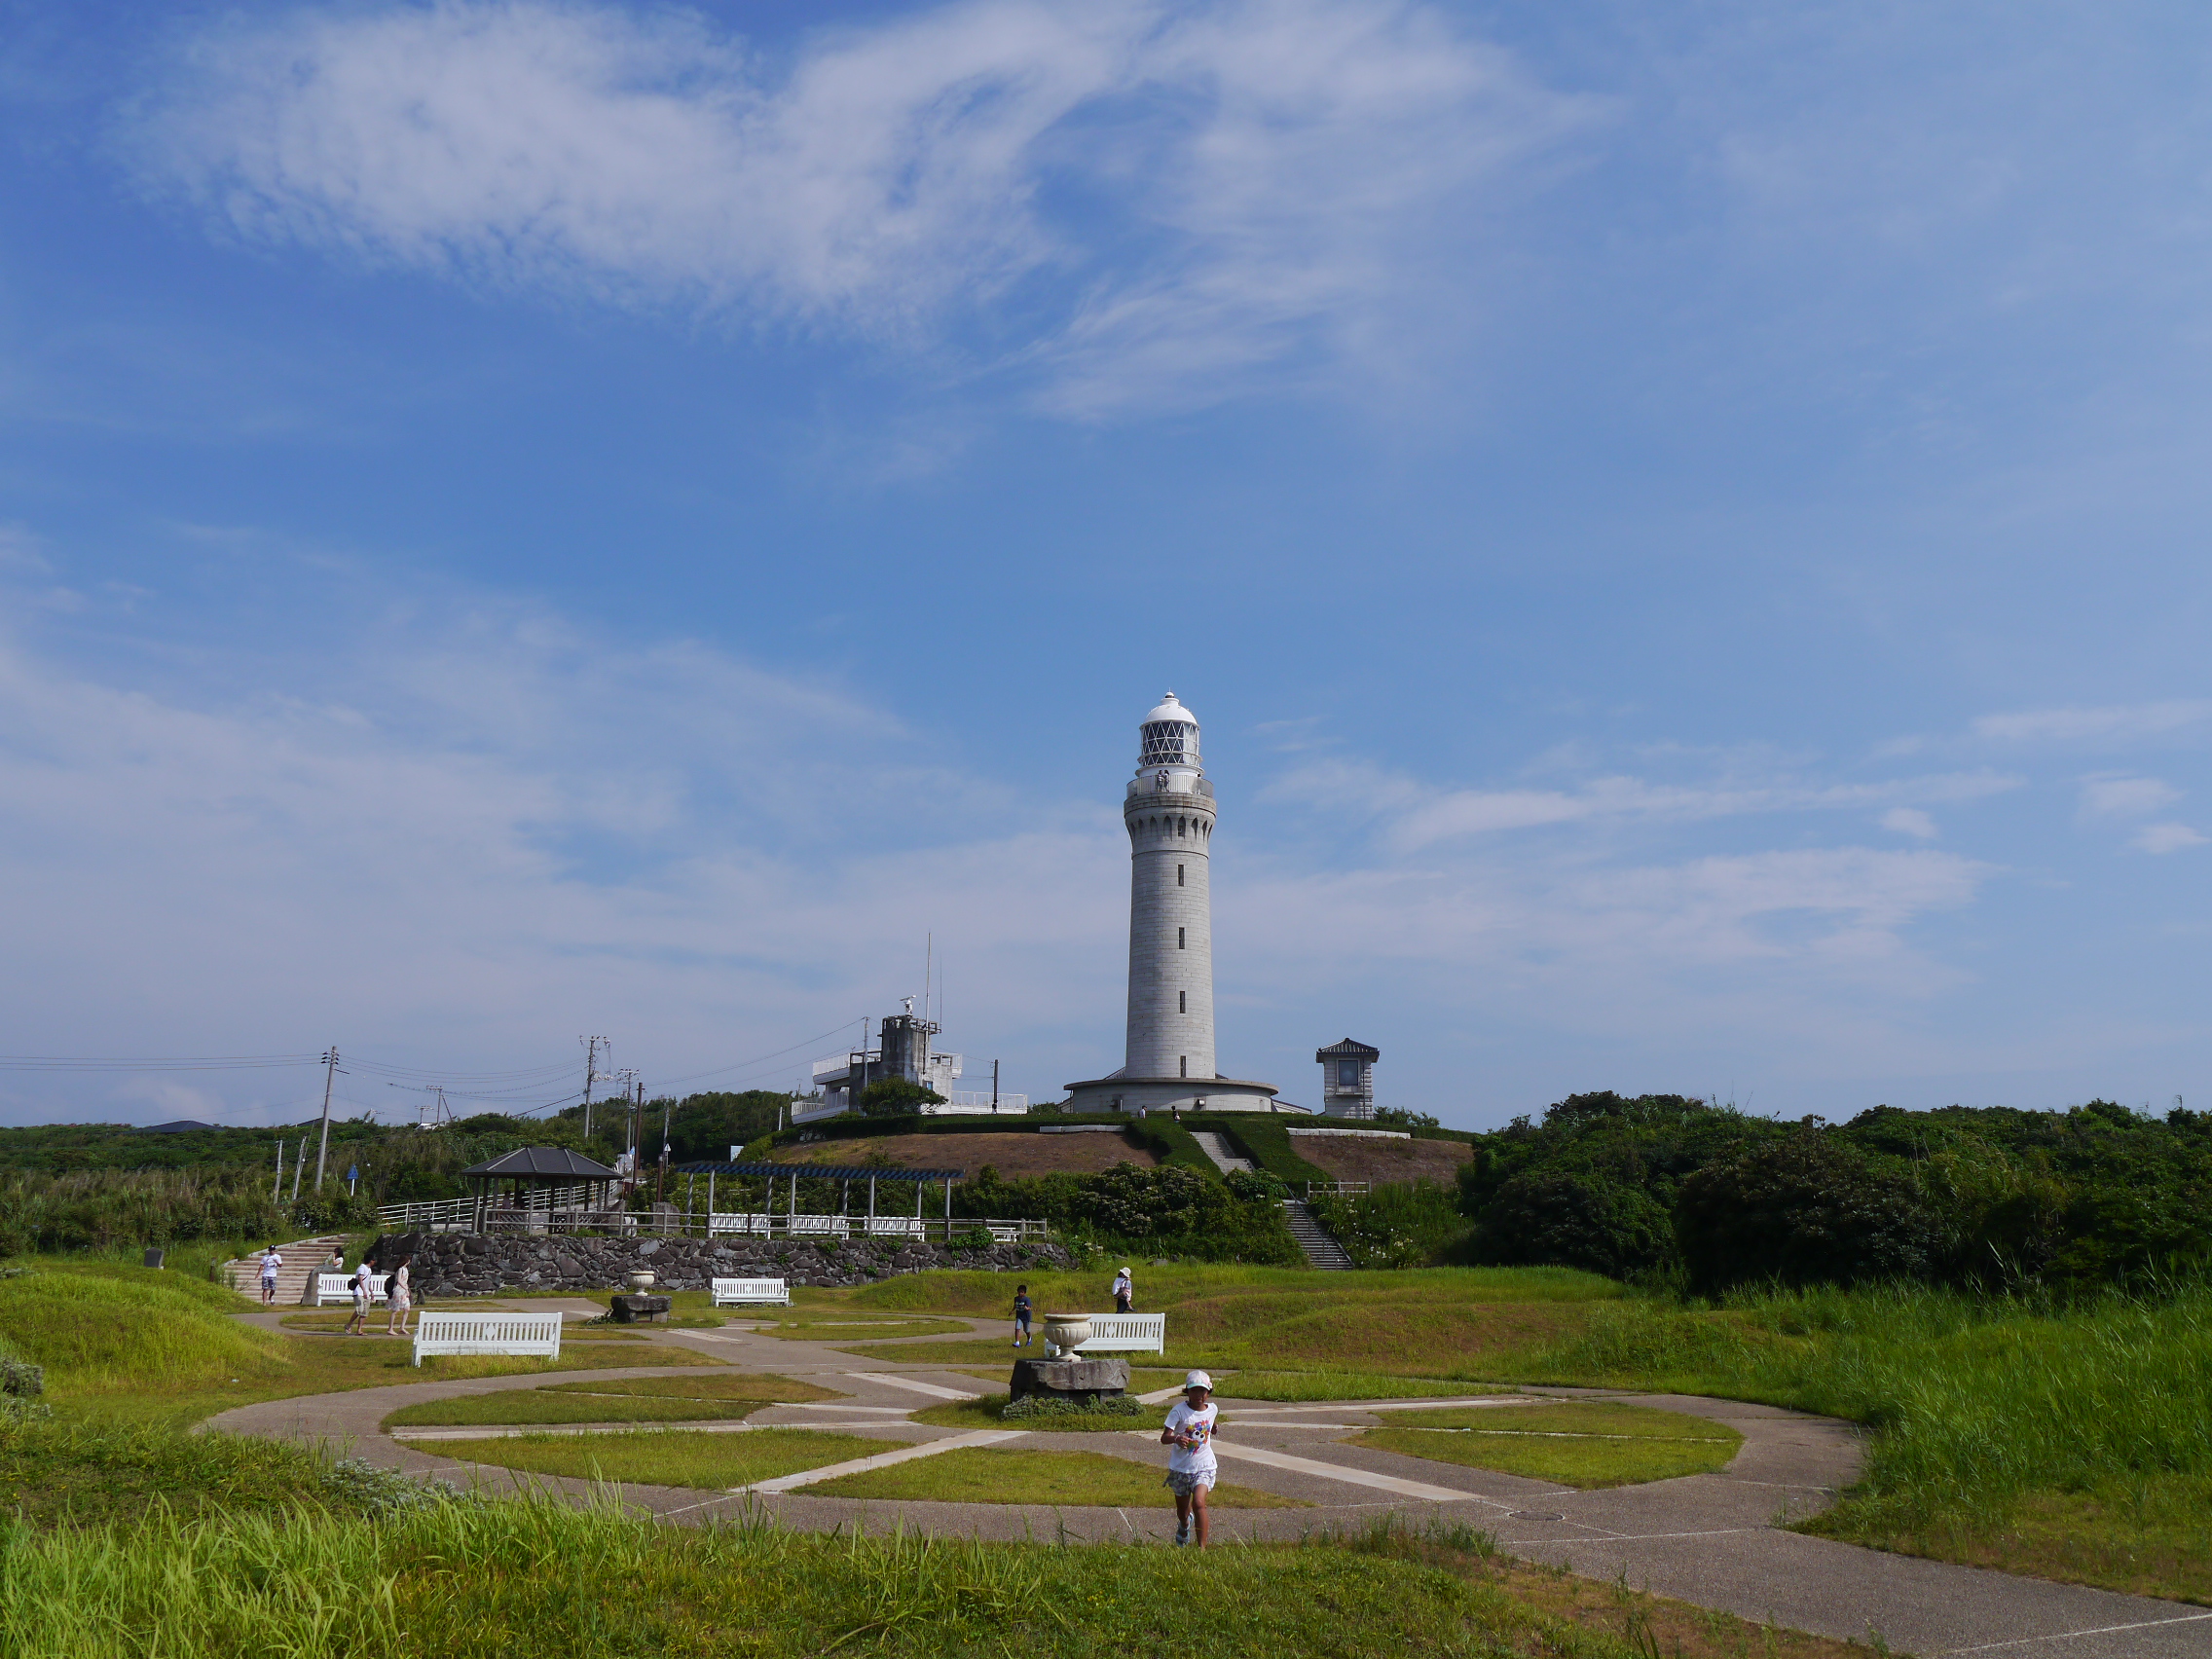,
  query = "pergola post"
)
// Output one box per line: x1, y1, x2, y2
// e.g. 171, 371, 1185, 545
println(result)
868, 1176, 877, 1233
943, 1175, 951, 1238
